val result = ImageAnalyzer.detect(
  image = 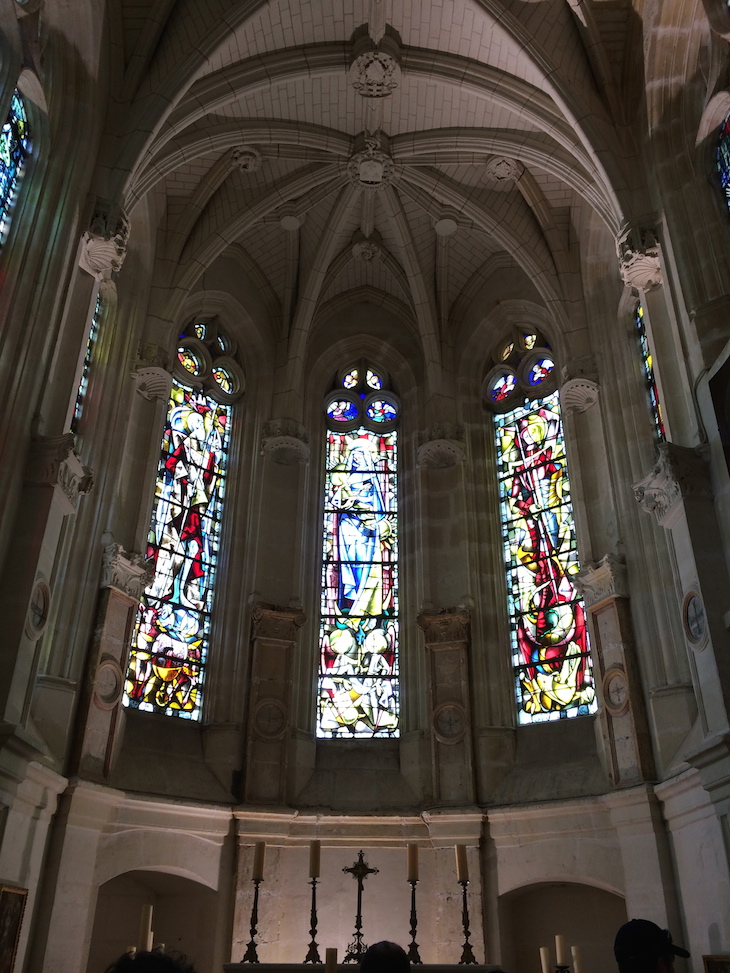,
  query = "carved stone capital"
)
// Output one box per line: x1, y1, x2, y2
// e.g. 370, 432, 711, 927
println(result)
616, 222, 662, 290
575, 553, 629, 607
417, 439, 465, 469
252, 604, 306, 642
133, 366, 173, 401
348, 132, 395, 189
485, 156, 524, 182
633, 443, 713, 526
561, 354, 598, 384
261, 417, 309, 465
26, 435, 93, 513
417, 608, 470, 645
101, 542, 154, 599
79, 198, 130, 279
230, 146, 263, 173
560, 378, 600, 414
